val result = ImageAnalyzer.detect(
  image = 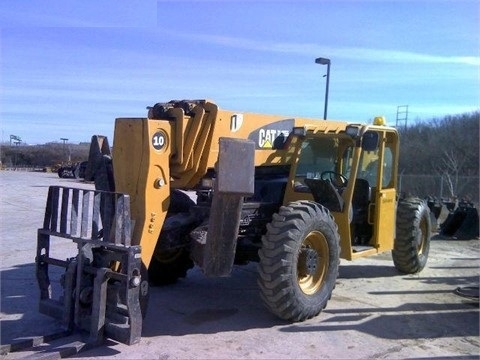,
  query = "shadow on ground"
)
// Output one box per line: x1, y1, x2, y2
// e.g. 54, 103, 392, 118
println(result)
2, 253, 478, 347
